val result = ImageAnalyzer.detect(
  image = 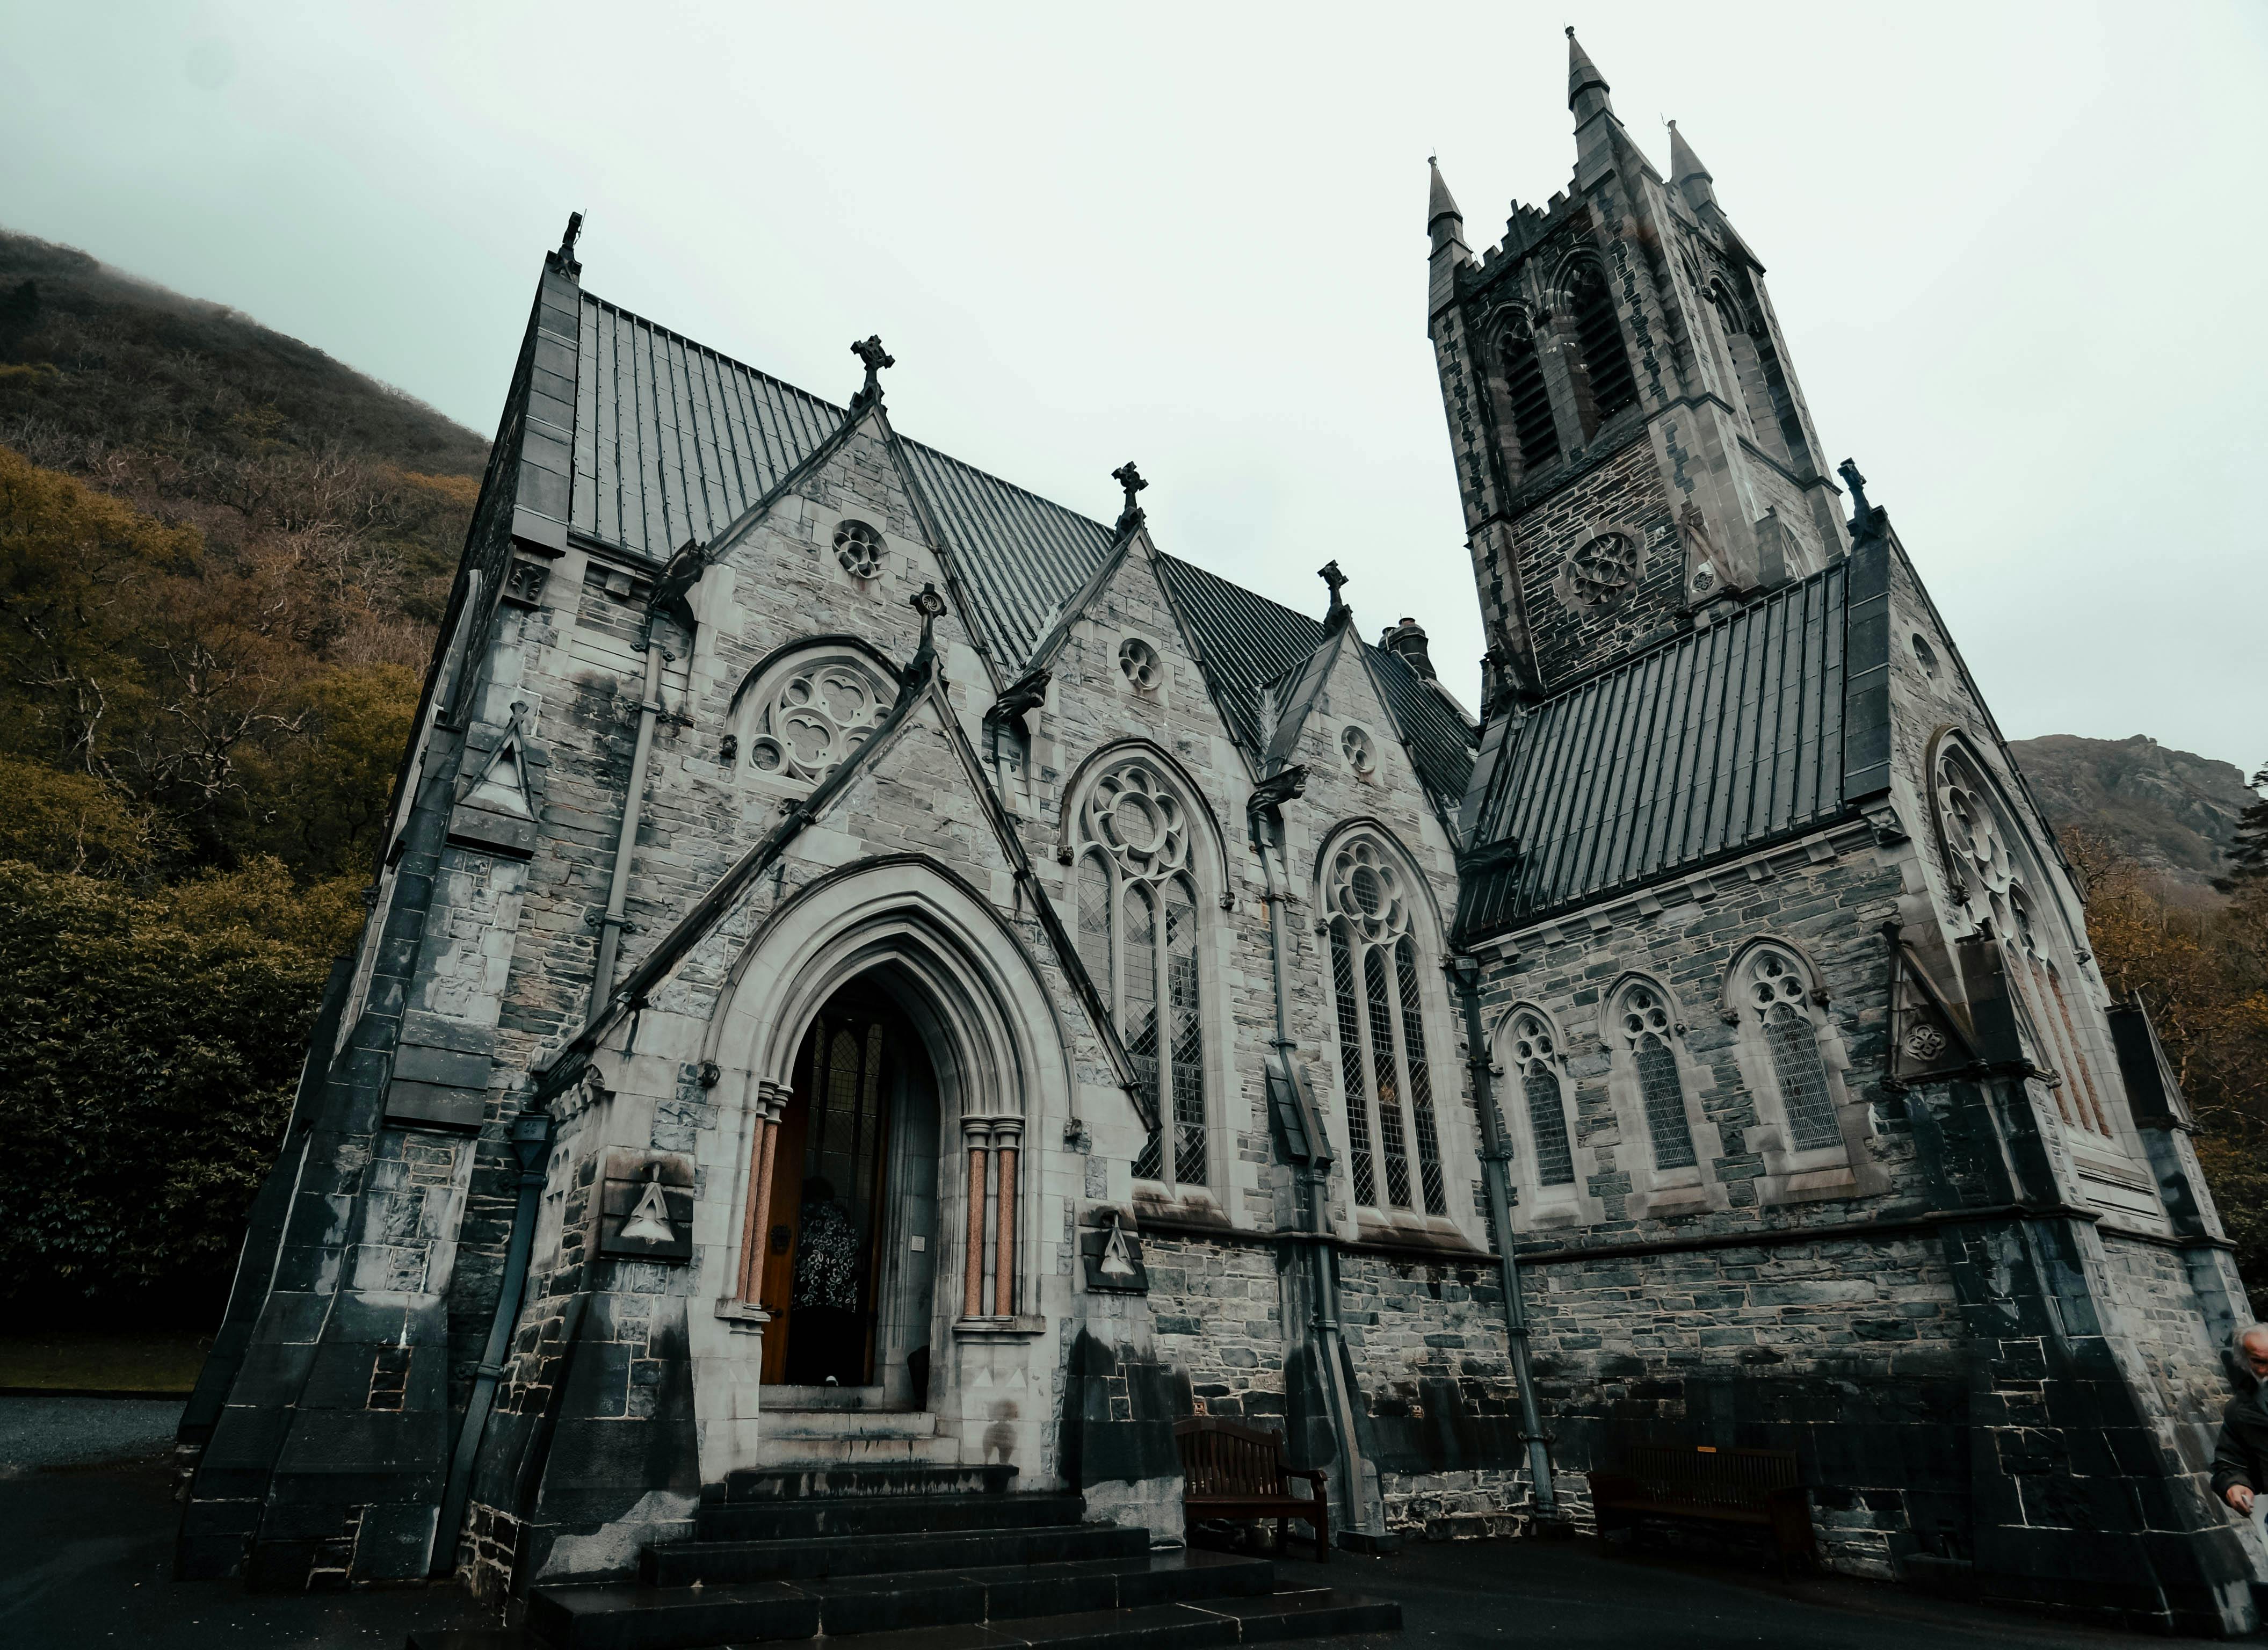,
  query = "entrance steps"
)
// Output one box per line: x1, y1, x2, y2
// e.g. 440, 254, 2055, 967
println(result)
498, 1464, 1400, 1650
756, 1408, 955, 1468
